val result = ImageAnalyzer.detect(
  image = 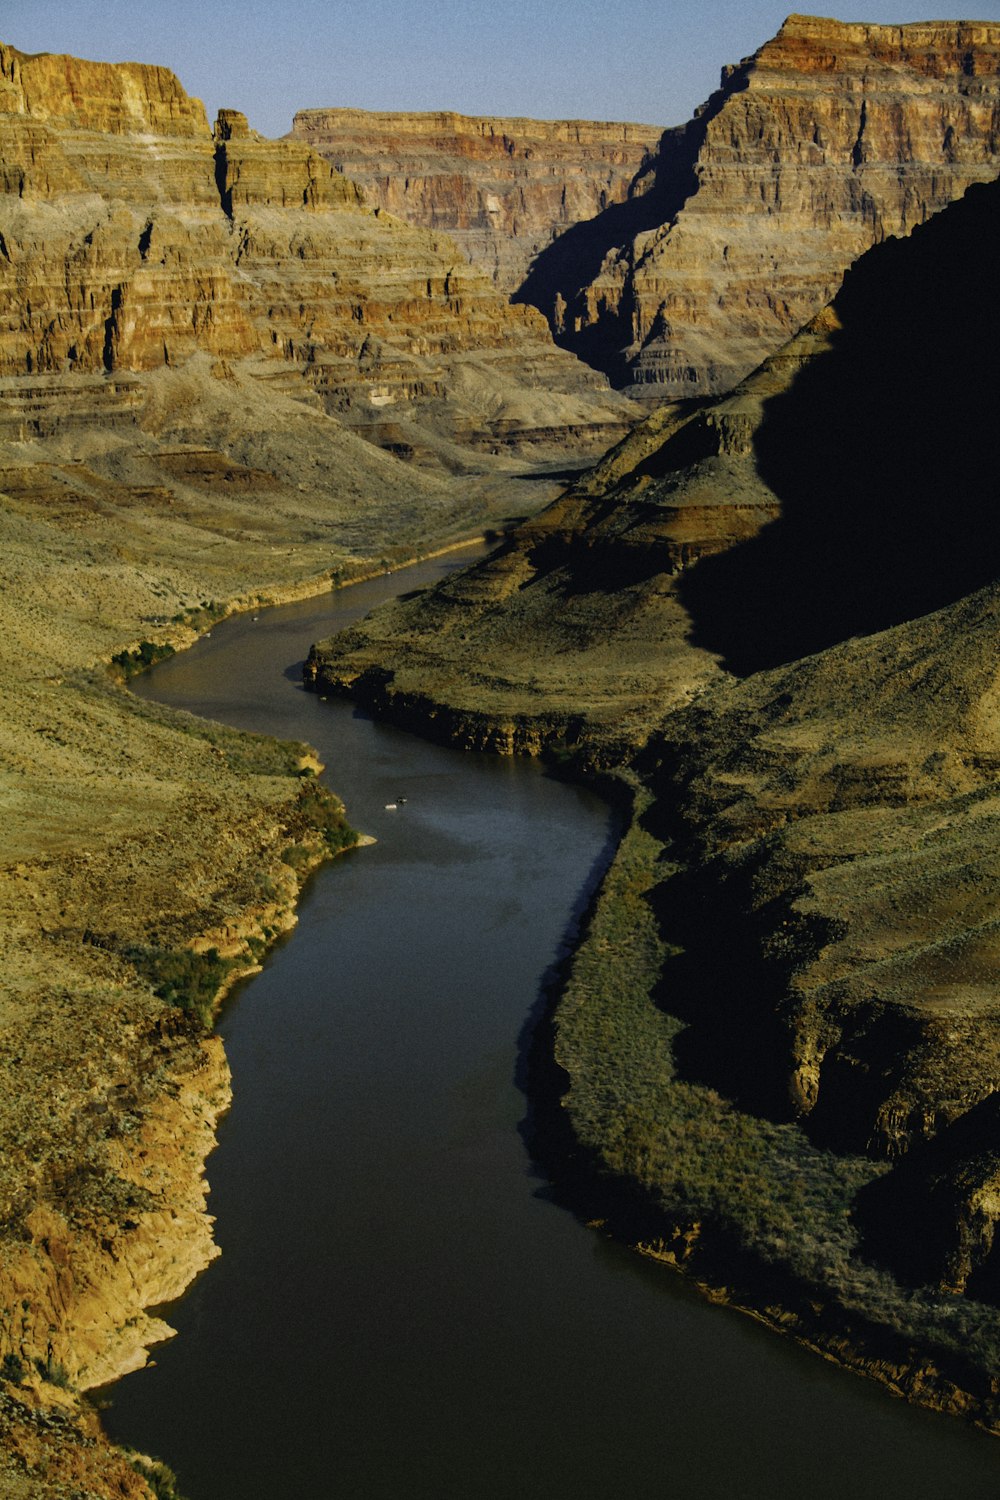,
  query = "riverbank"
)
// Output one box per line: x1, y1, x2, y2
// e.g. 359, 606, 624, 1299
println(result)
0, 435, 515, 1496
534, 795, 1000, 1436
0, 632, 365, 1493
306, 590, 1000, 1440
